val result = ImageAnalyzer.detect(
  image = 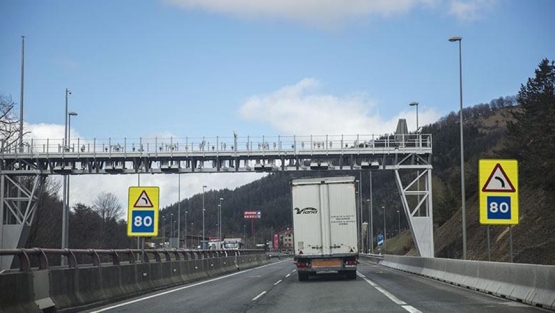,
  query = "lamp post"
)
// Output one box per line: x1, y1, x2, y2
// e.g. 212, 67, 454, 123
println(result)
397, 210, 401, 235
382, 205, 386, 247
367, 199, 372, 253
219, 197, 224, 242
409, 101, 420, 216
449, 35, 467, 260
61, 88, 75, 266
409, 102, 419, 131
368, 169, 374, 254
177, 174, 181, 248
170, 213, 173, 243
184, 210, 188, 248
202, 185, 207, 249
162, 216, 166, 246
